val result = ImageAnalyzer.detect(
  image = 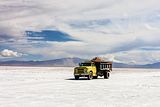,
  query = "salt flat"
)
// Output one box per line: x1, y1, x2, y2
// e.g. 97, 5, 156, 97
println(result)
0, 66, 160, 107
